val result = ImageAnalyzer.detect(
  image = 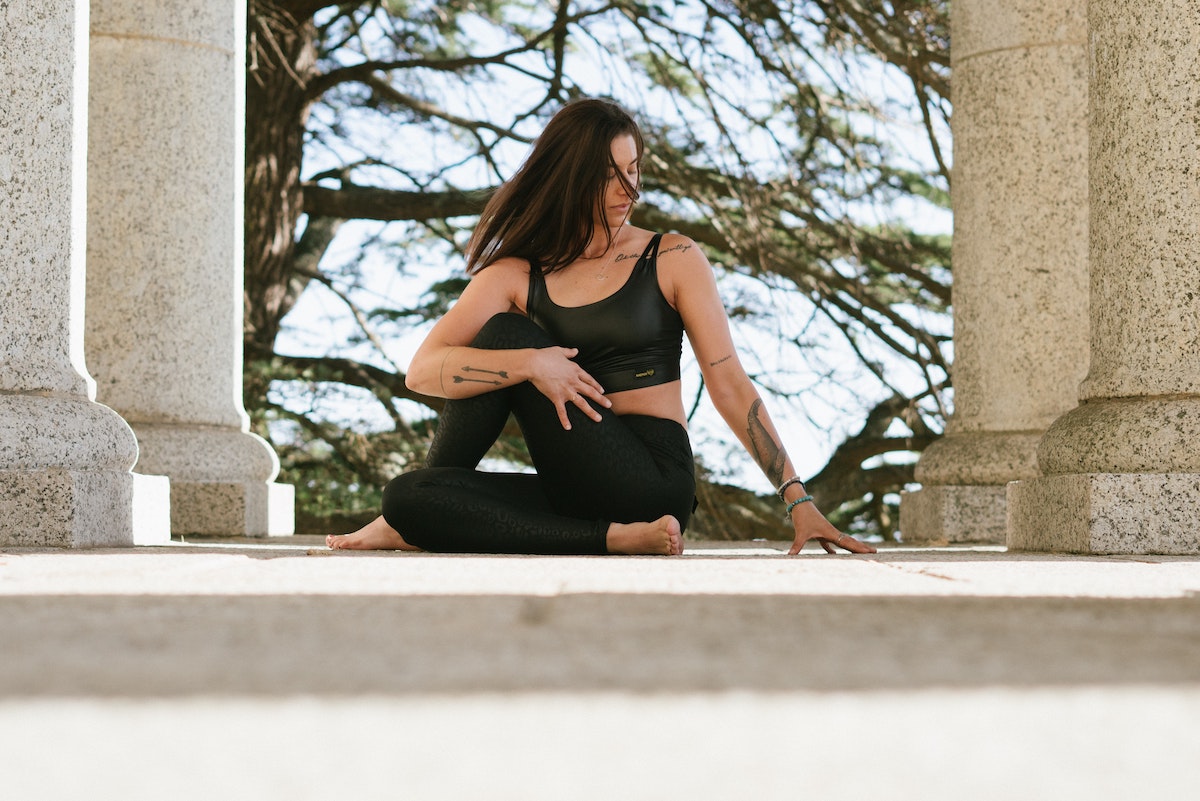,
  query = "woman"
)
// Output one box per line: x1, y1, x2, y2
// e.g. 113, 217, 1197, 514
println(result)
327, 98, 875, 556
